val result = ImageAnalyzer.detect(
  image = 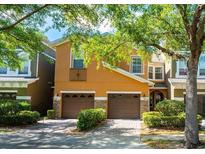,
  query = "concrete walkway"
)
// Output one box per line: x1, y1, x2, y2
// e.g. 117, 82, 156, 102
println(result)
0, 119, 150, 149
